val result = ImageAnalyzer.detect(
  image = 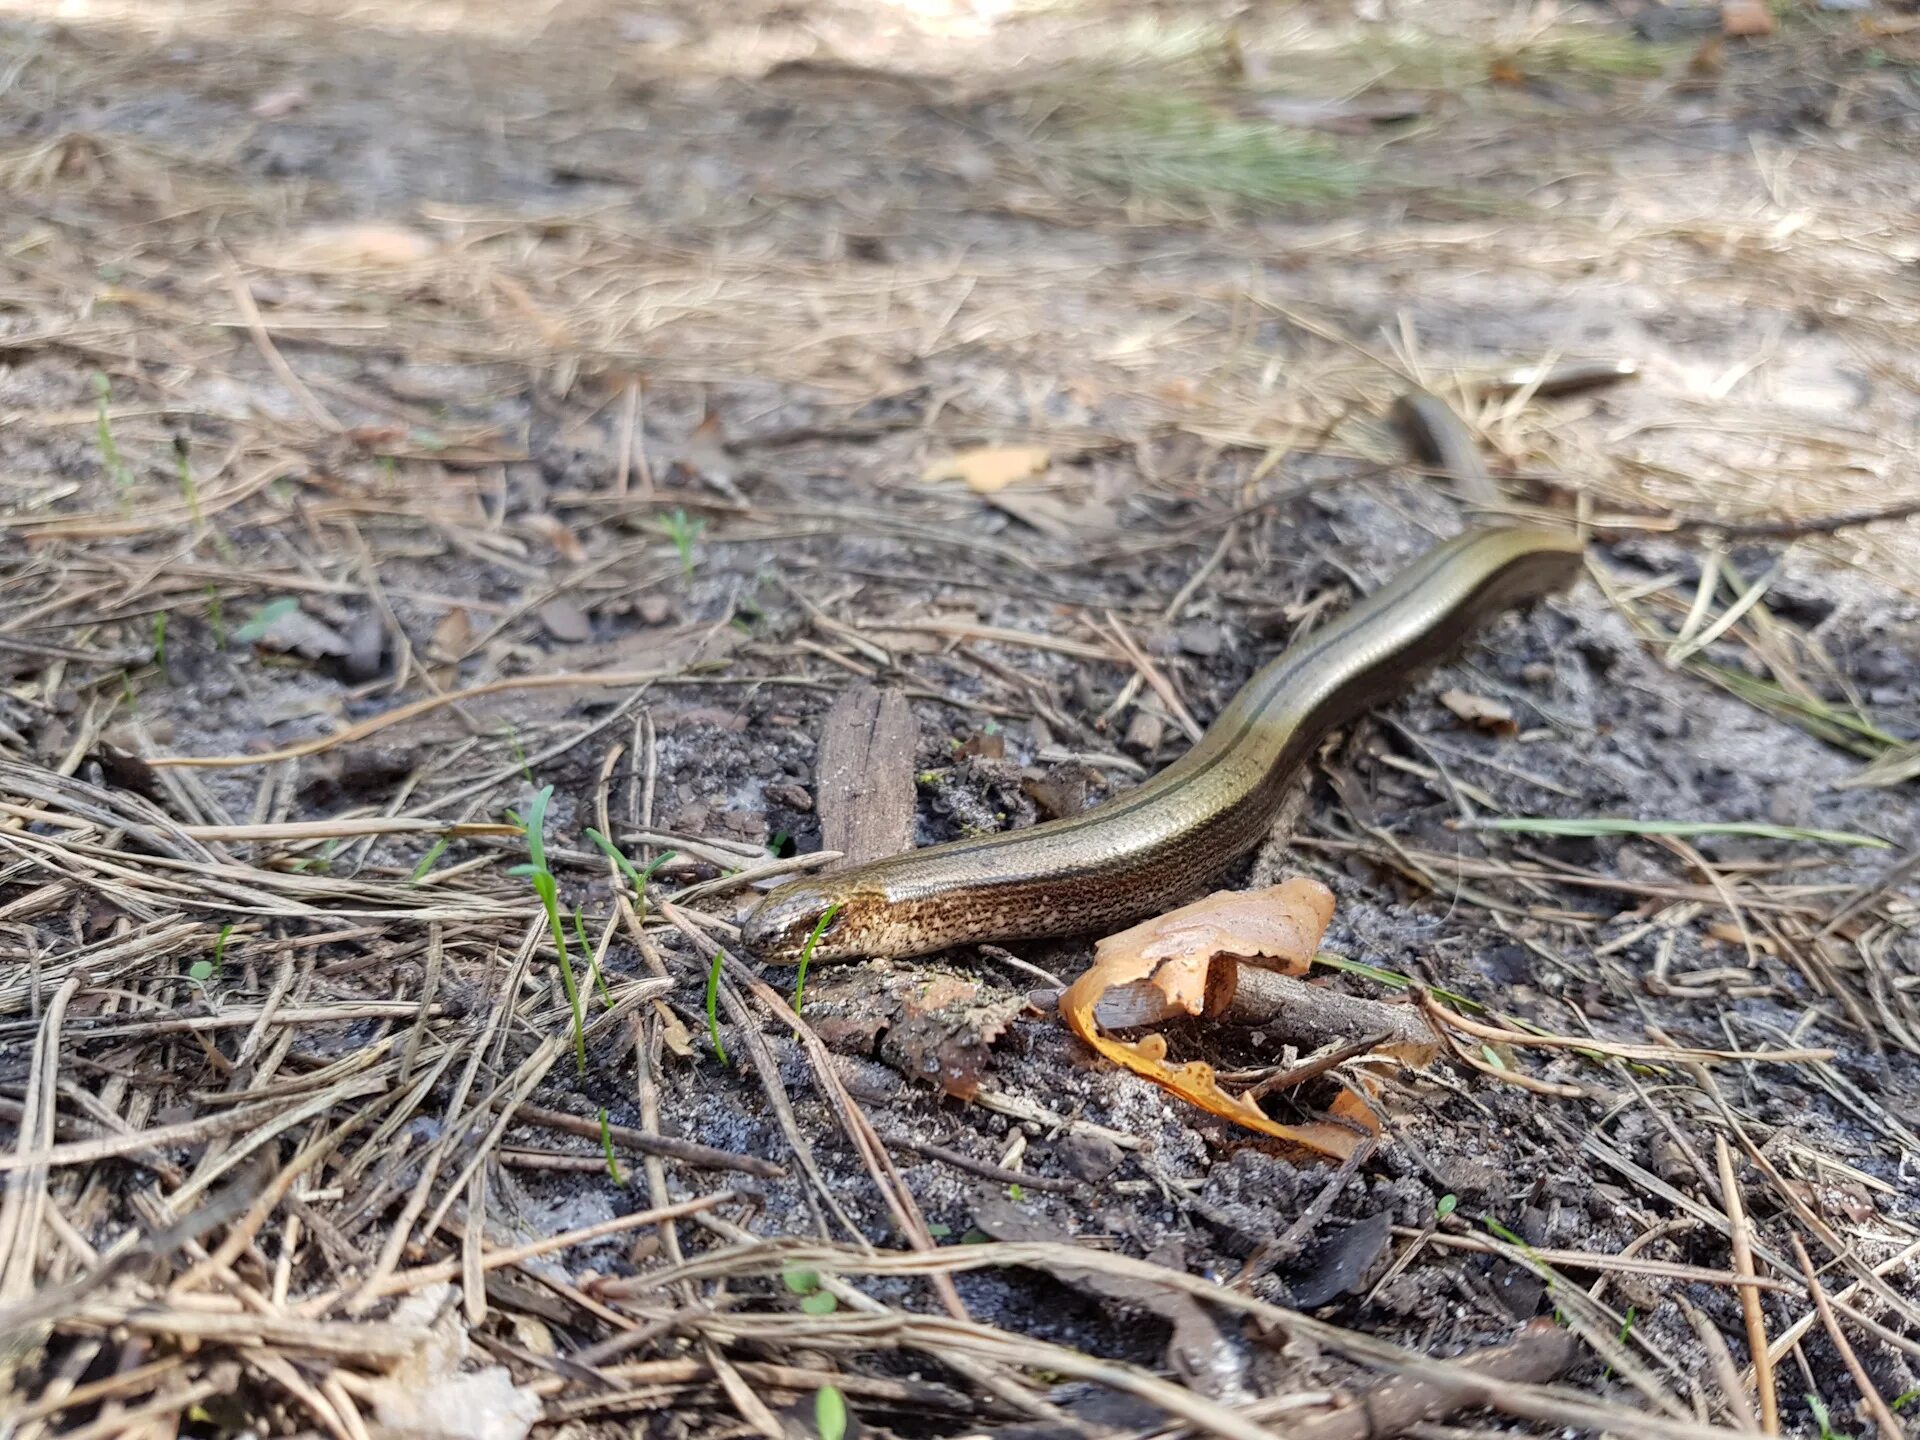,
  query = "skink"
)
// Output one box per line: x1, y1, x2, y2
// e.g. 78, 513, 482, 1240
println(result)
744, 540, 1581, 962
742, 403, 1587, 964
